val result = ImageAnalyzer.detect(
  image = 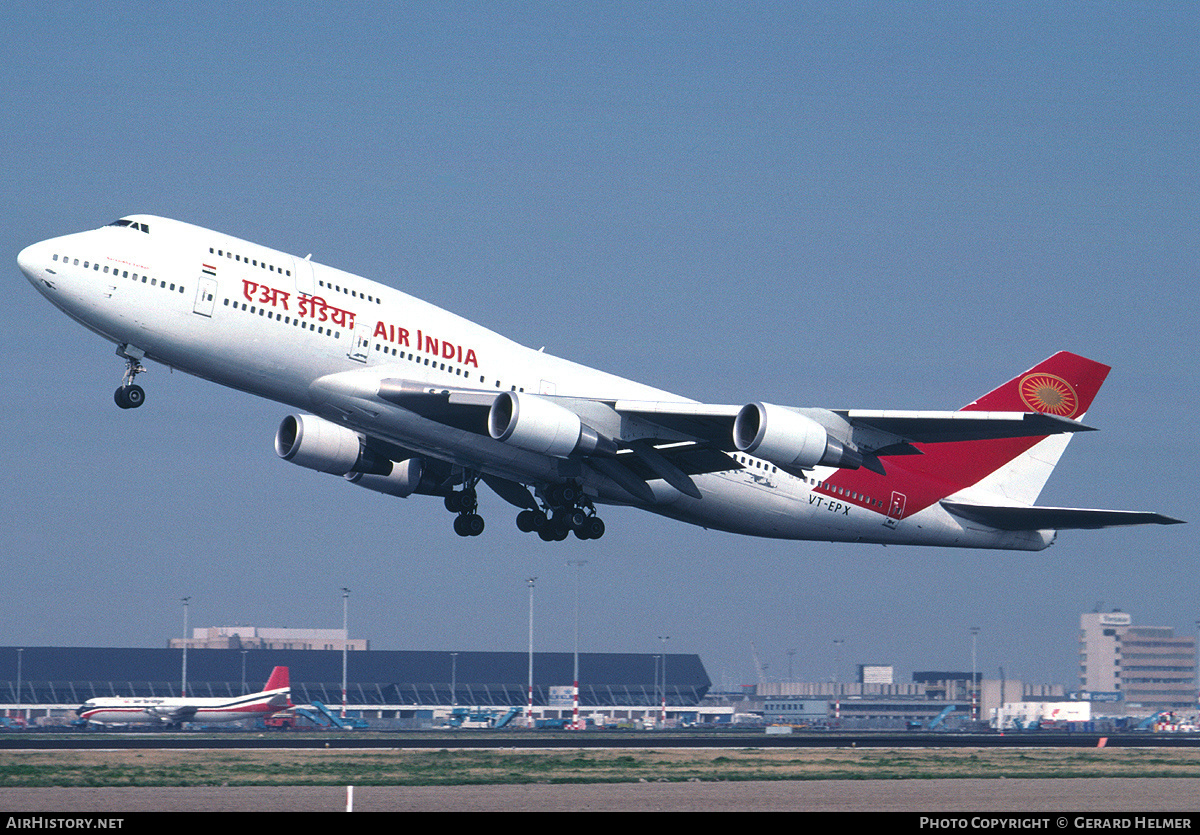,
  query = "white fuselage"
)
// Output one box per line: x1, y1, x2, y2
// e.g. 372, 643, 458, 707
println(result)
18, 216, 1050, 550
78, 689, 290, 726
